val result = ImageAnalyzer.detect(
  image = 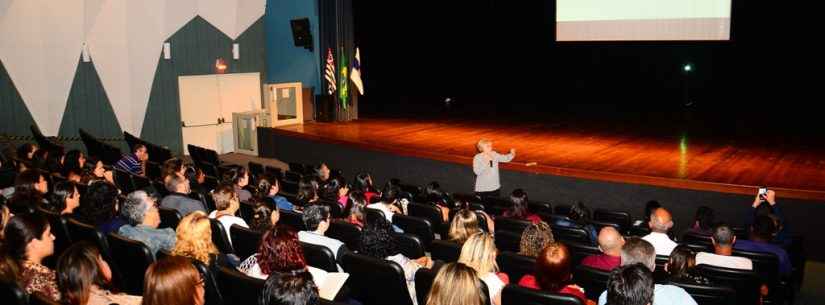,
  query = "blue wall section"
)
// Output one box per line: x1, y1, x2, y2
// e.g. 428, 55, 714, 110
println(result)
265, 0, 320, 93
